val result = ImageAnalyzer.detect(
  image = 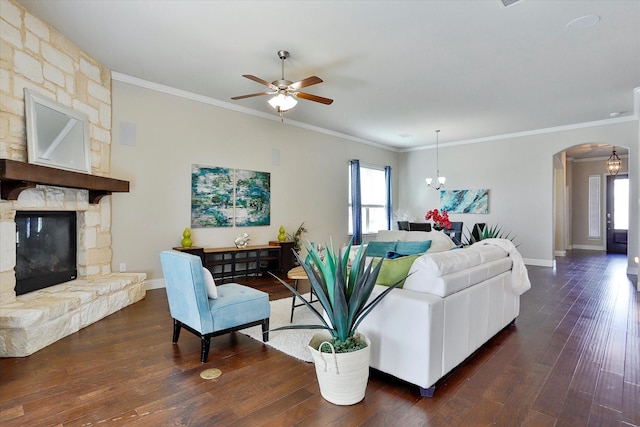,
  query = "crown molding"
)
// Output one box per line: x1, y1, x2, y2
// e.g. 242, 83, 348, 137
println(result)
402, 114, 638, 153
112, 73, 639, 155
569, 154, 629, 163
